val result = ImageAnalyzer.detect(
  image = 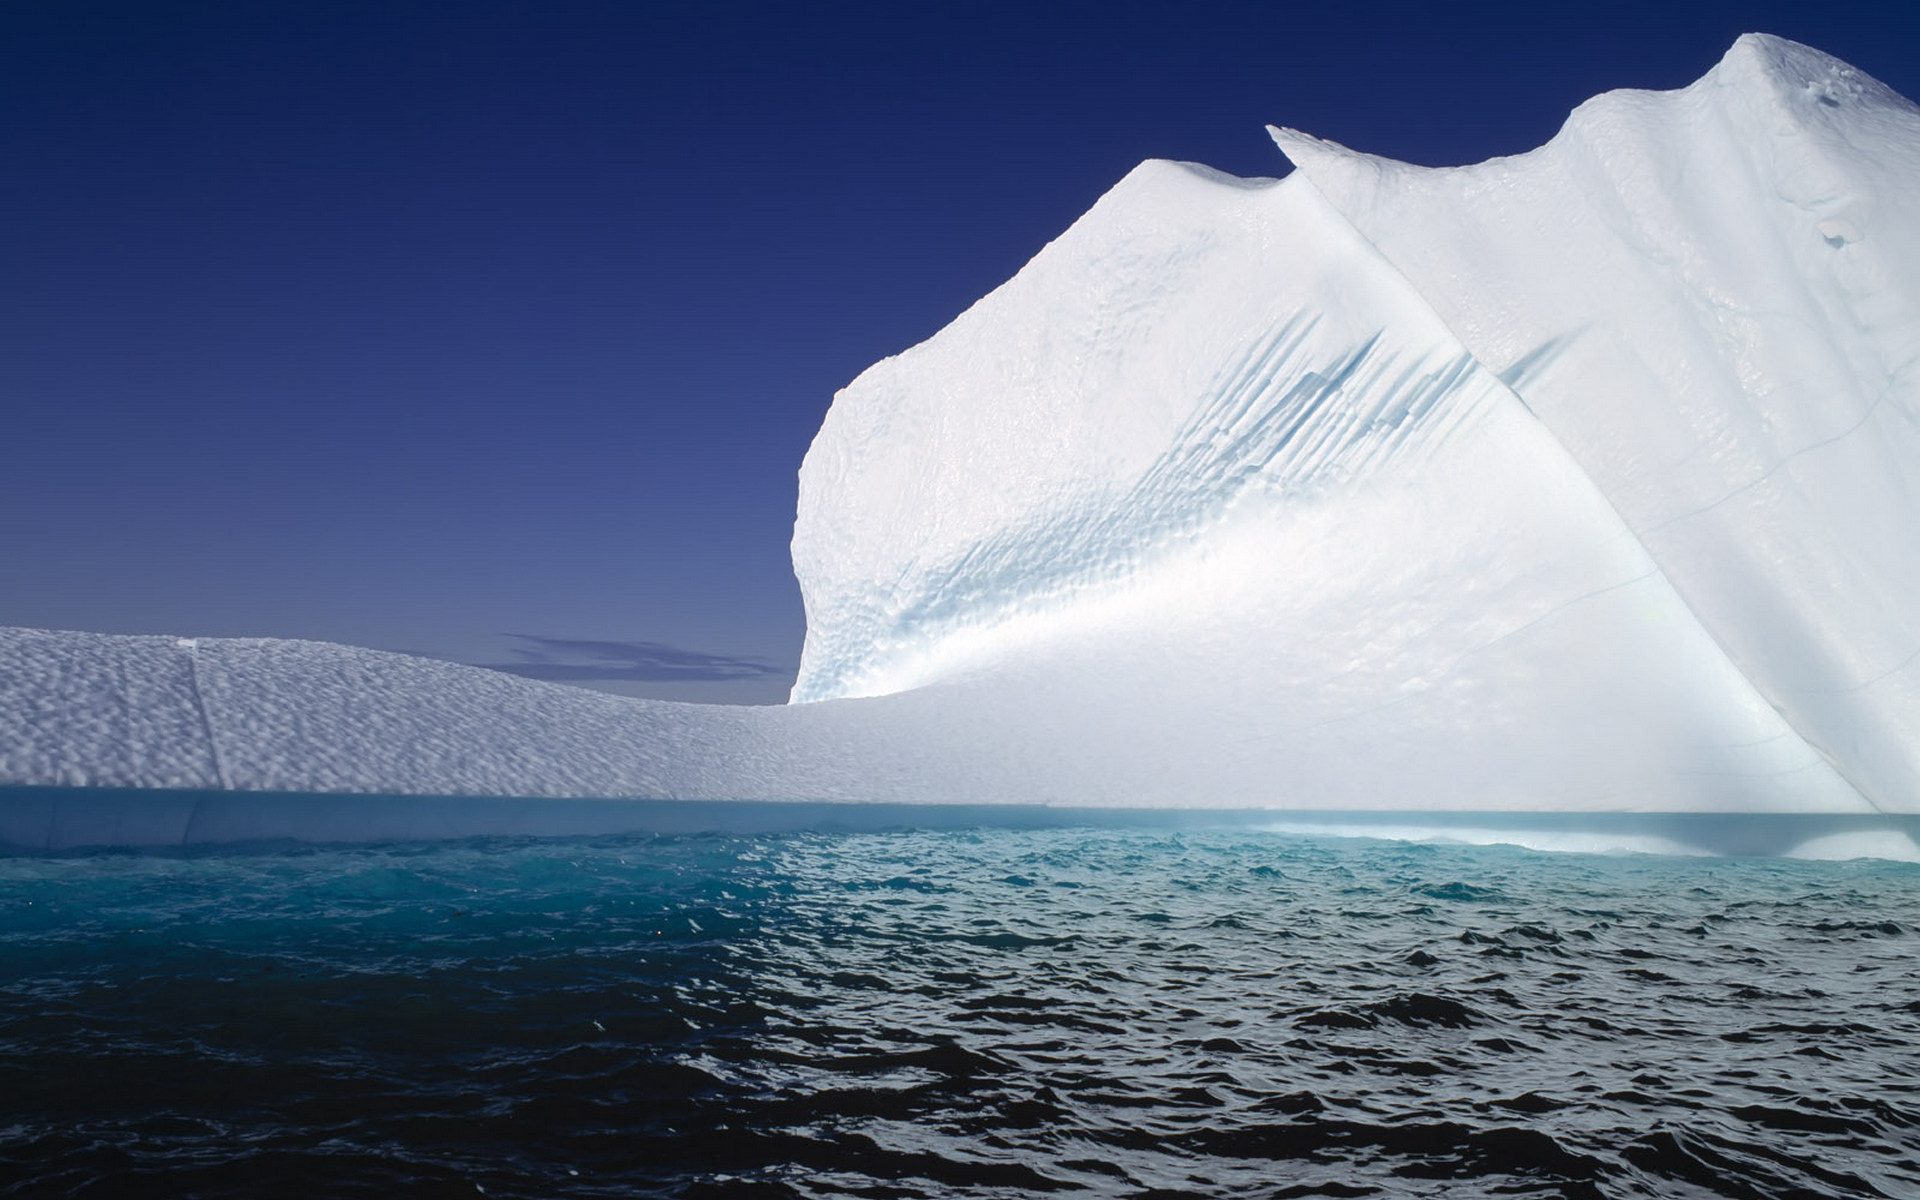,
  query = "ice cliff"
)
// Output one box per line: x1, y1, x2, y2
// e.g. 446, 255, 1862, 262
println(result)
6, 35, 1920, 844
790, 33, 1920, 813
